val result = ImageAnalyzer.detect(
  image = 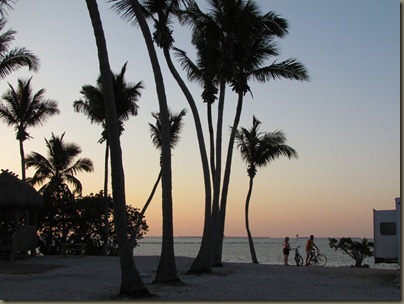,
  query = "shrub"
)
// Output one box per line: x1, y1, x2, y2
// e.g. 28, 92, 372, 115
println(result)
37, 191, 148, 255
328, 237, 374, 267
